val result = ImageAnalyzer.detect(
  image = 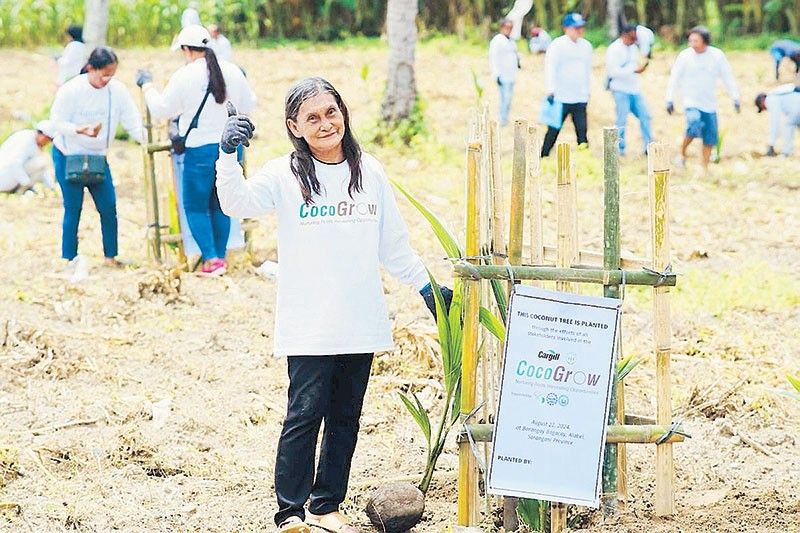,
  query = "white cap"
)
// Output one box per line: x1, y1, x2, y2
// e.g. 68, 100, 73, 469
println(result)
171, 24, 210, 51
35, 120, 56, 139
